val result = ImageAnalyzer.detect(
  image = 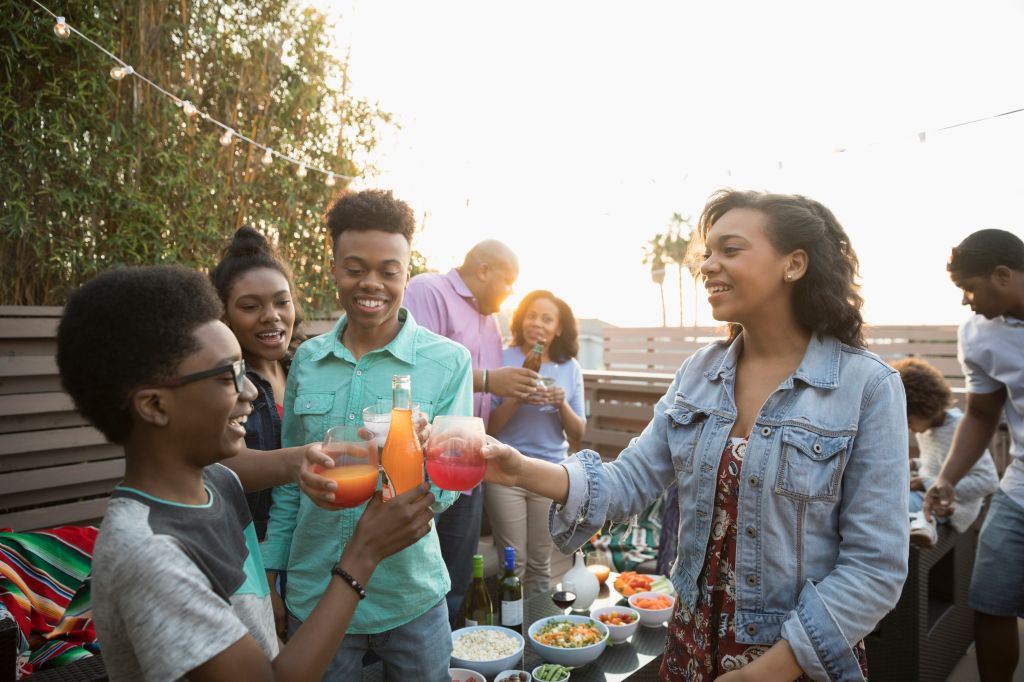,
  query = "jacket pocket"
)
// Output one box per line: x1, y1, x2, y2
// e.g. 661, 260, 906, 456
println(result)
665, 401, 709, 474
773, 426, 850, 502
292, 392, 335, 438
